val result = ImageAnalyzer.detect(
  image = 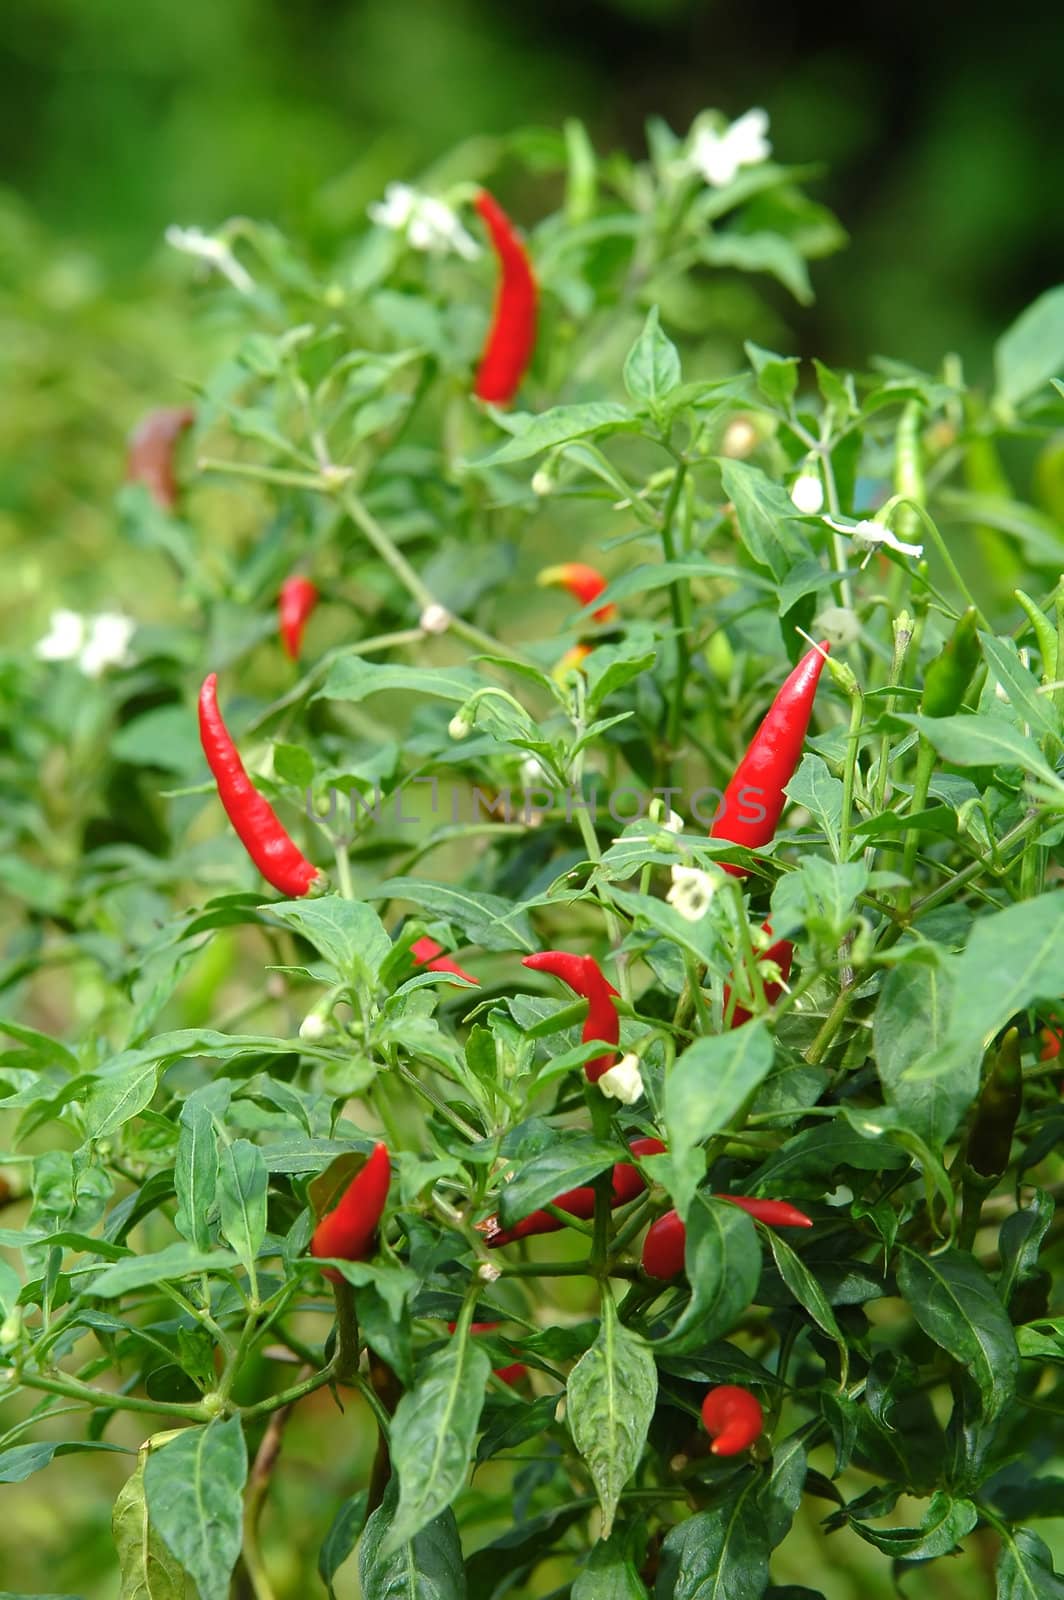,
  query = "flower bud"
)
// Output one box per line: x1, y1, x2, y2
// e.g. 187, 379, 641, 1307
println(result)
420, 602, 452, 635
790, 468, 824, 515
448, 712, 472, 739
